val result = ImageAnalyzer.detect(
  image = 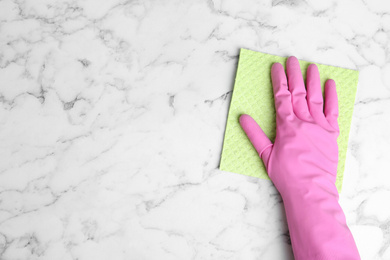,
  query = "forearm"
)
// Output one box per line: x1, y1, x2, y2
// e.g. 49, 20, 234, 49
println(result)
281, 183, 360, 260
